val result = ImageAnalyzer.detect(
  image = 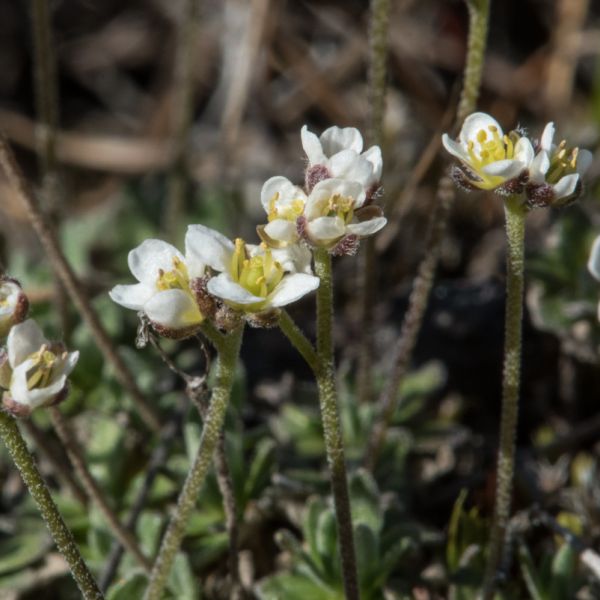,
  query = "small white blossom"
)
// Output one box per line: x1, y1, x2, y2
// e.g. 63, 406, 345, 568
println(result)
1, 319, 78, 417
109, 233, 207, 335
527, 122, 593, 206
0, 278, 28, 339
442, 112, 534, 191
185, 224, 319, 313
258, 176, 386, 250
301, 125, 382, 192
